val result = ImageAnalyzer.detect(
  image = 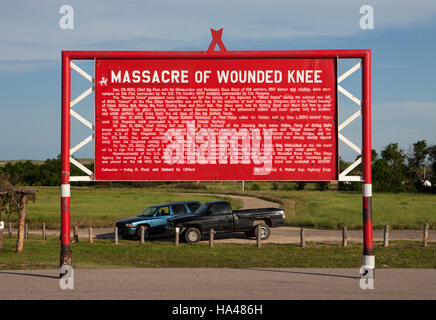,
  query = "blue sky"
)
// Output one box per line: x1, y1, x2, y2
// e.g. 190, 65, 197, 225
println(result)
0, 0, 435, 161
